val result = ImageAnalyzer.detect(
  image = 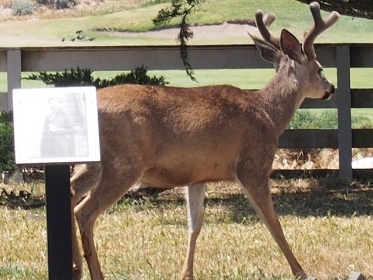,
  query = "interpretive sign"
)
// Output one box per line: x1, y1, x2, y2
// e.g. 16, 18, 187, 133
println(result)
13, 86, 100, 279
13, 86, 100, 164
